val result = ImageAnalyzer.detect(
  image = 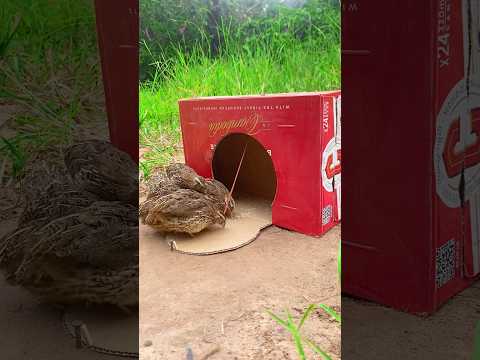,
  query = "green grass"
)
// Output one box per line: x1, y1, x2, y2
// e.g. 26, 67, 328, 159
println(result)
267, 304, 341, 360
139, 5, 340, 175
0, 0, 103, 182
267, 239, 341, 359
